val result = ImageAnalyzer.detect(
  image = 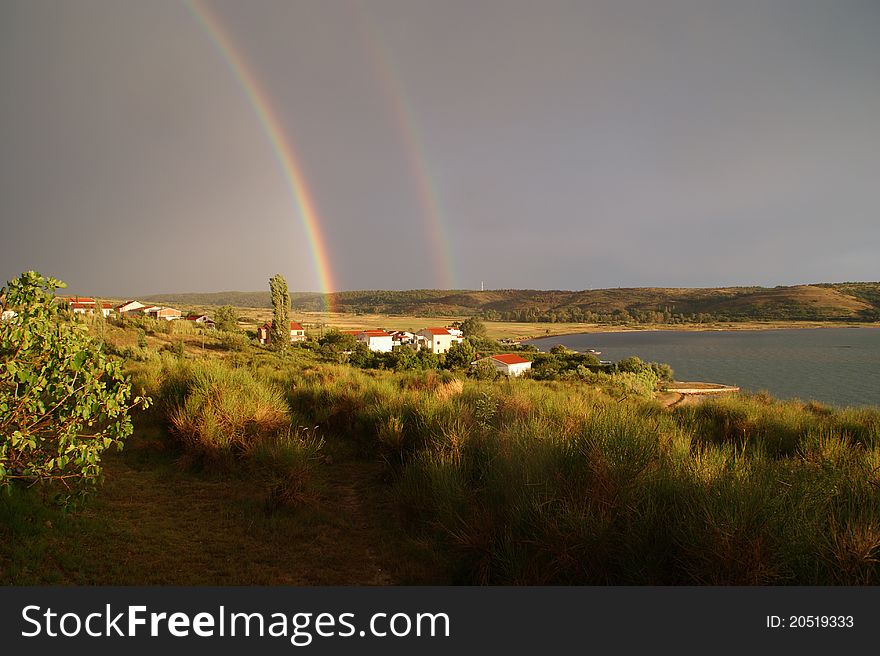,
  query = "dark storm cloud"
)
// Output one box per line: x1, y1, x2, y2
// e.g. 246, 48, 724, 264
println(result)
1, 0, 878, 294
